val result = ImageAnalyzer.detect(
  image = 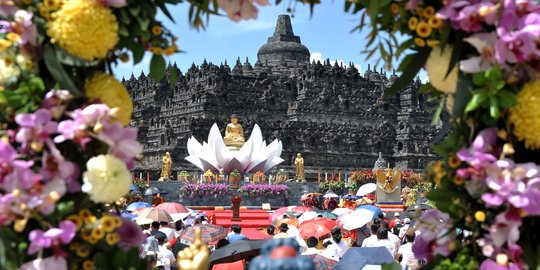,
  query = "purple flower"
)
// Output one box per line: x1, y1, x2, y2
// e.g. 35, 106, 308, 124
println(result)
461, 32, 497, 73
28, 221, 76, 254
19, 256, 67, 270
13, 10, 38, 47
488, 209, 521, 248
42, 90, 73, 120
15, 109, 58, 153
412, 209, 455, 261
117, 217, 146, 250
97, 122, 142, 170
97, 0, 128, 8
39, 150, 80, 192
